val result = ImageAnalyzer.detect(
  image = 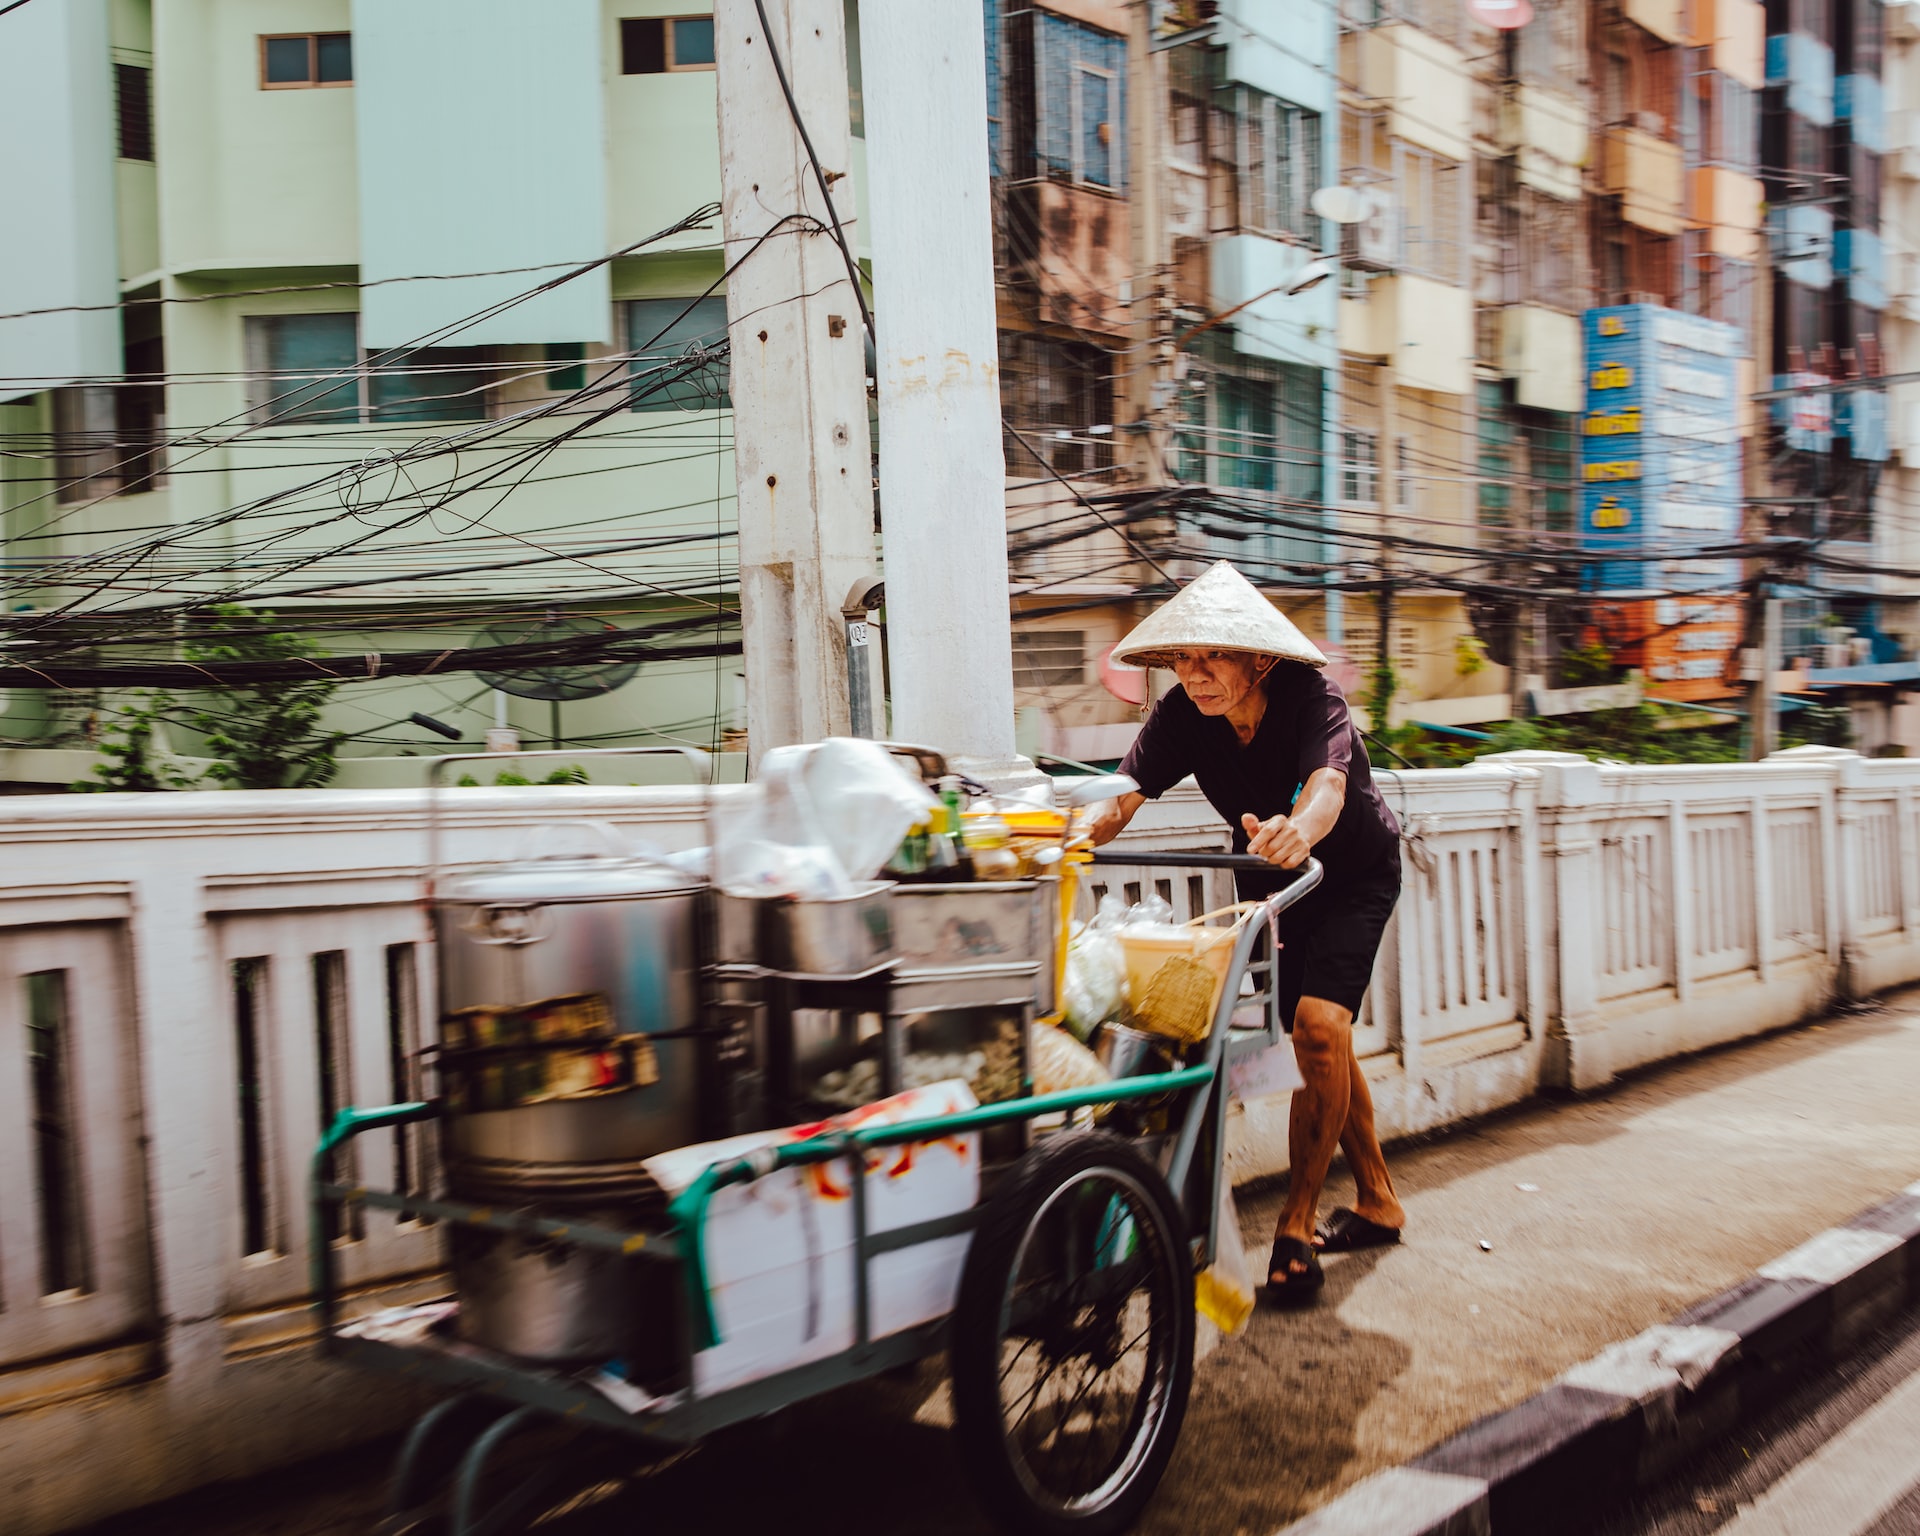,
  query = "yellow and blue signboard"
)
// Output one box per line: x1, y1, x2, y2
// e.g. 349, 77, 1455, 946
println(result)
1580, 305, 1742, 594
